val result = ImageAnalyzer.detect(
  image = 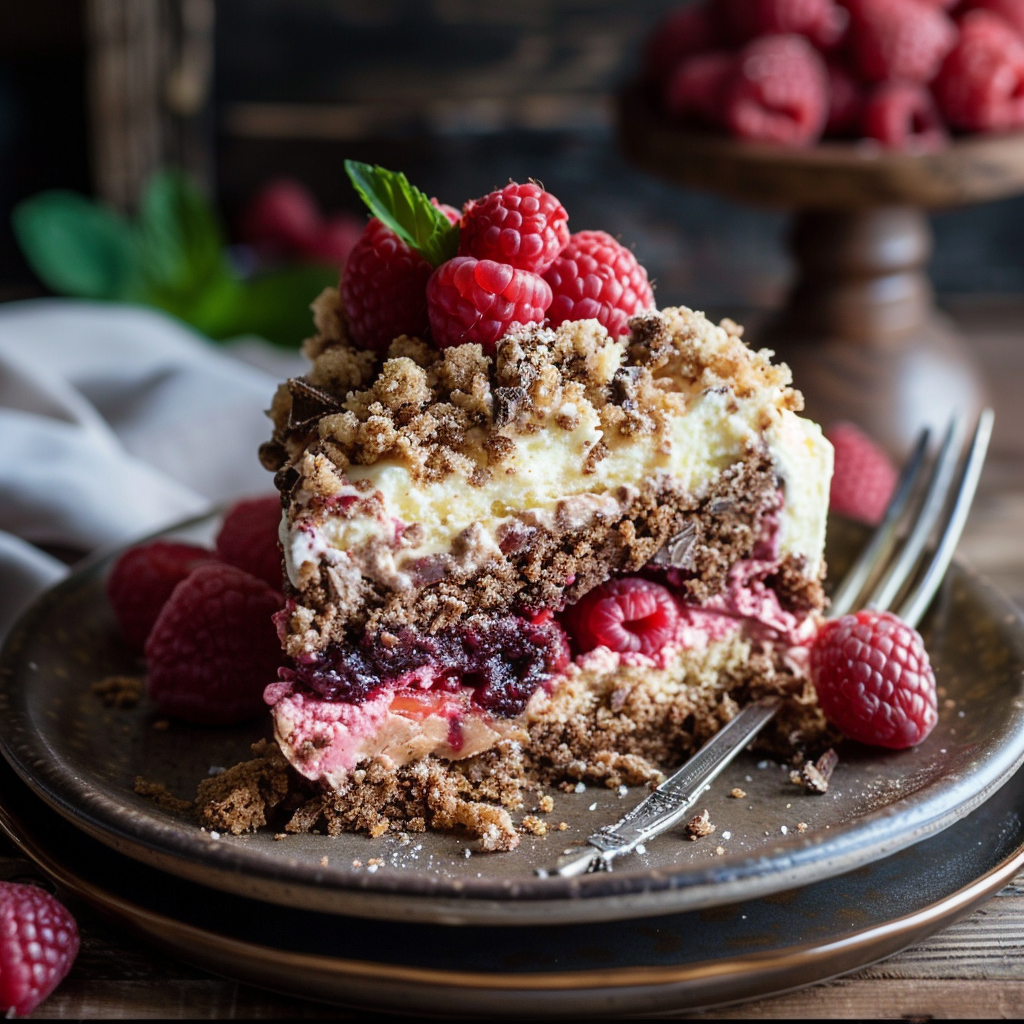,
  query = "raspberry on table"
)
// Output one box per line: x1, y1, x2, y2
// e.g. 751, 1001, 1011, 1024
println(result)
718, 0, 849, 49
216, 495, 284, 590
825, 421, 897, 525
543, 230, 654, 338
645, 3, 723, 81
340, 218, 434, 354
664, 51, 736, 125
106, 541, 215, 650
565, 577, 679, 658
845, 0, 957, 84
0, 882, 79, 1016
862, 82, 947, 150
934, 10, 1024, 131
239, 179, 321, 251
426, 256, 552, 354
459, 182, 569, 274
811, 609, 938, 749
145, 563, 285, 725
722, 34, 829, 147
